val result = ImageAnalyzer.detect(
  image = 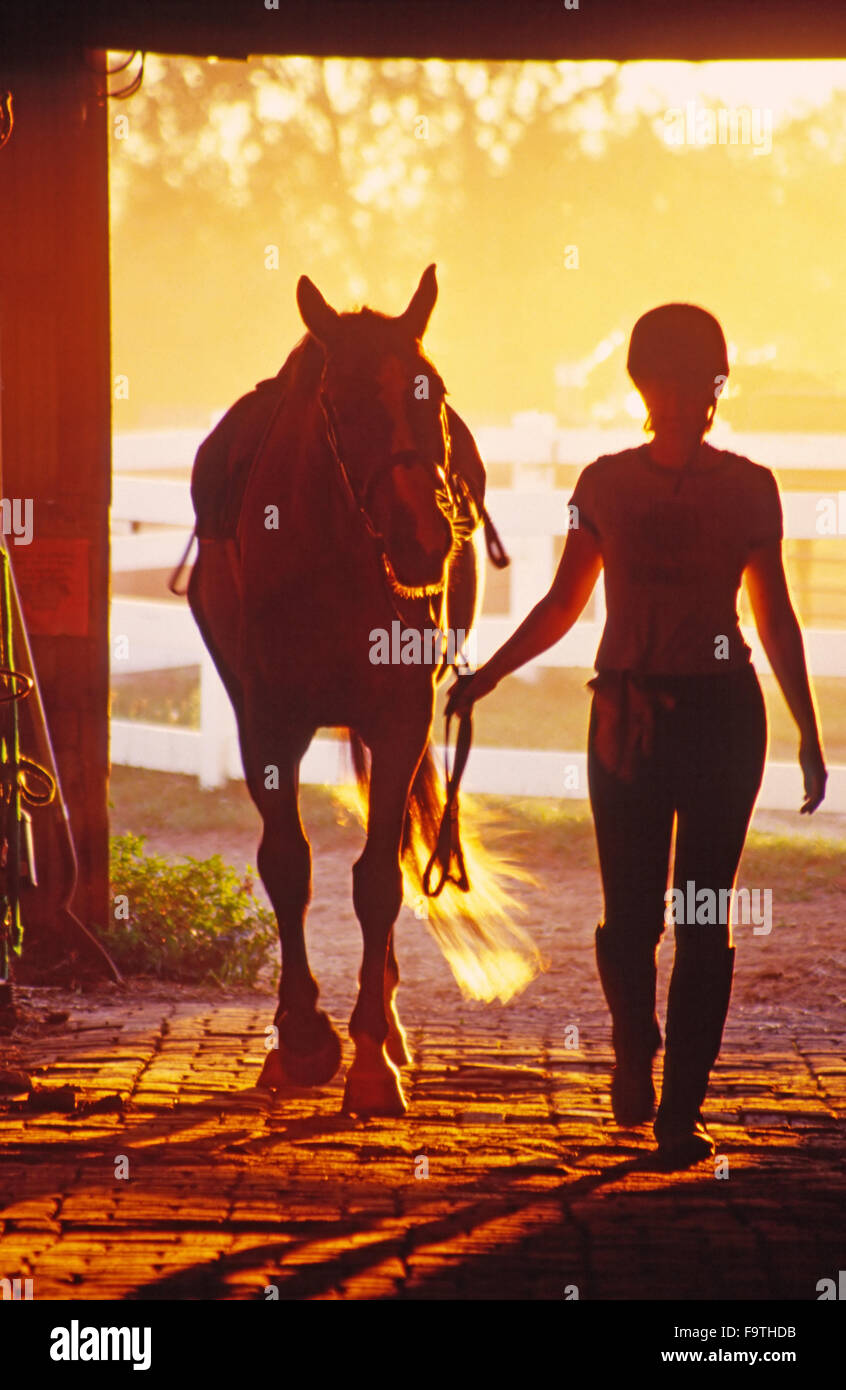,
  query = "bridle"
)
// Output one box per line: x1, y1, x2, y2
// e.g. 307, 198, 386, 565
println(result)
317, 370, 481, 893
317, 364, 468, 605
